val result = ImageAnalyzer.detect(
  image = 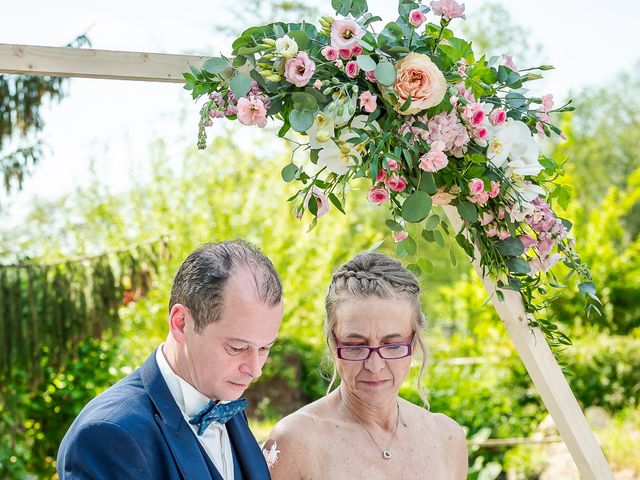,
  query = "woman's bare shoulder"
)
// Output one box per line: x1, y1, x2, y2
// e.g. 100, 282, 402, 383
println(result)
265, 396, 336, 479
